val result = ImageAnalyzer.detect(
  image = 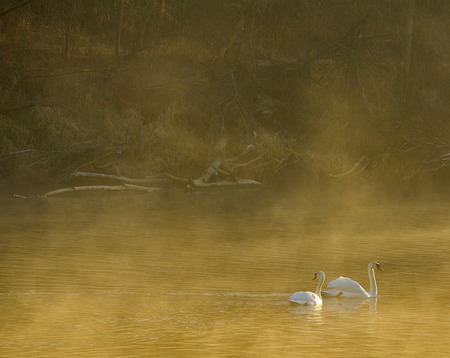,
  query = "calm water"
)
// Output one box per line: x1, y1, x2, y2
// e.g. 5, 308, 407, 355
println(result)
1, 186, 449, 357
